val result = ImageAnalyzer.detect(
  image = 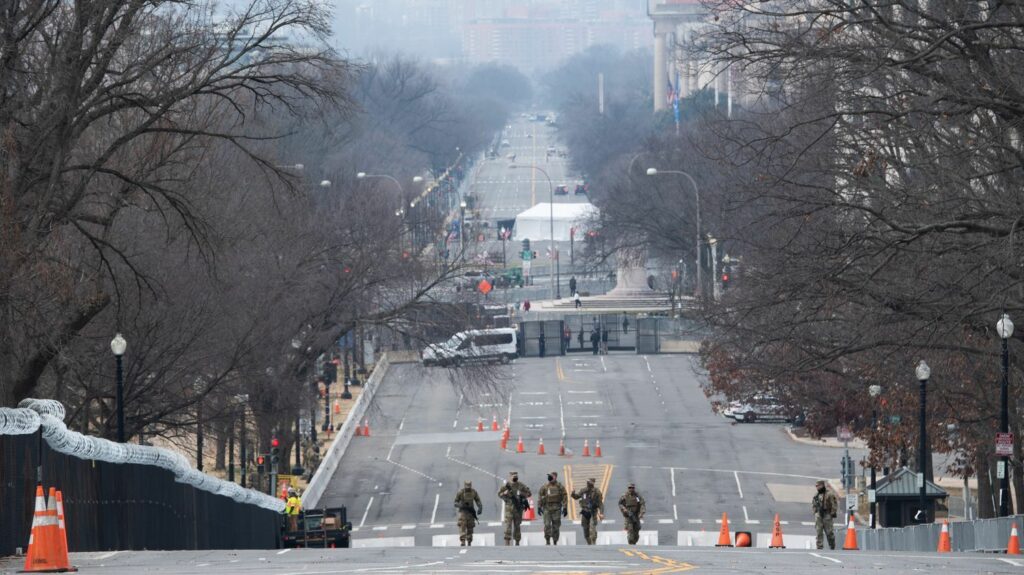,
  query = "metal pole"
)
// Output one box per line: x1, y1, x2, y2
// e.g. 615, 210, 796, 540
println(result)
1002, 336, 1011, 517
870, 407, 877, 528
228, 415, 235, 483
919, 376, 928, 522
295, 414, 301, 468
240, 408, 247, 488
196, 397, 204, 471
550, 188, 556, 300
115, 355, 125, 443
460, 205, 465, 255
